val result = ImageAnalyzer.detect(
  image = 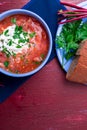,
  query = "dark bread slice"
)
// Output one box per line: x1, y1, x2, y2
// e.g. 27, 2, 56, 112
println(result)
66, 61, 87, 84
76, 39, 87, 56
66, 40, 87, 84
